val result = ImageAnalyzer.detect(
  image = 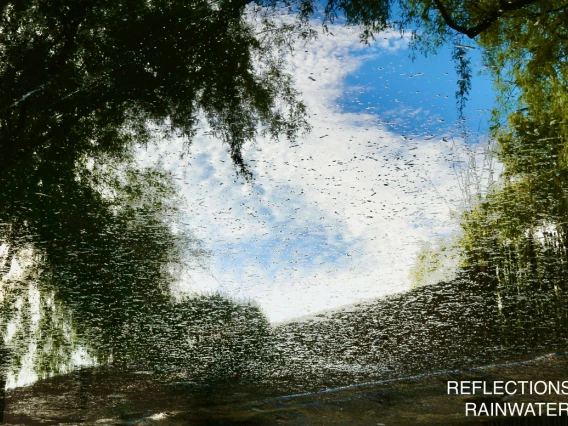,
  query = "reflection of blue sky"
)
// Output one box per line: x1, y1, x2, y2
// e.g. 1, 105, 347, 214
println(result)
338, 46, 495, 137
194, 153, 216, 179
211, 221, 355, 285
140, 23, 499, 322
